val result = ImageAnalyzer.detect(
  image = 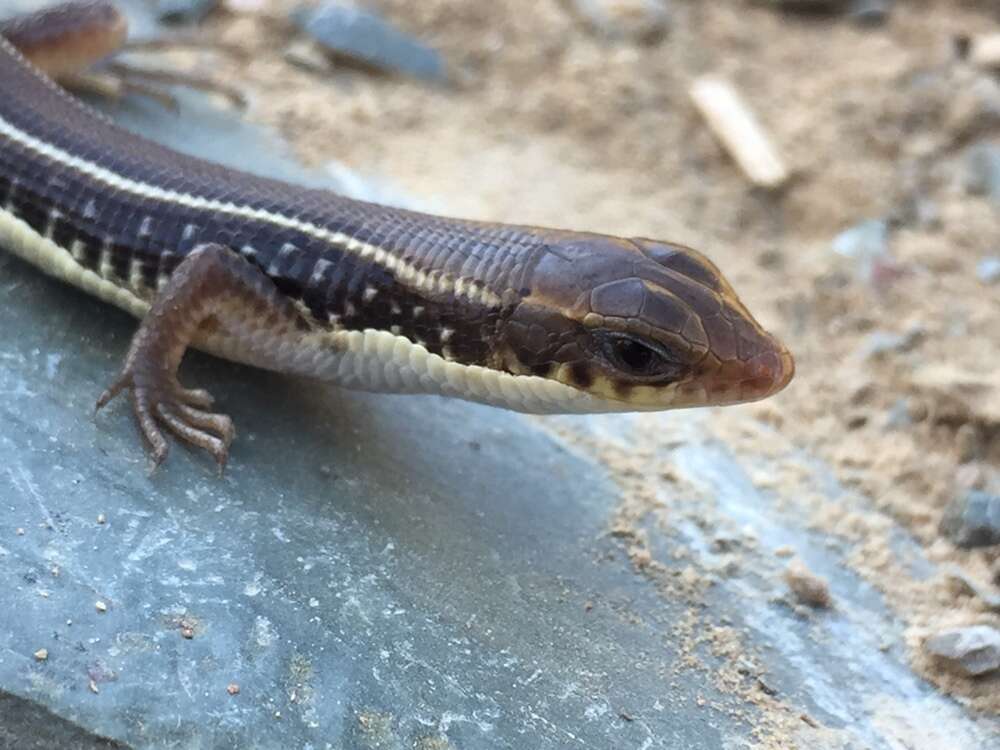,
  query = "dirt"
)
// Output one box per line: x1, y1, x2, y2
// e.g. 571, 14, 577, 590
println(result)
163, 0, 998, 739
